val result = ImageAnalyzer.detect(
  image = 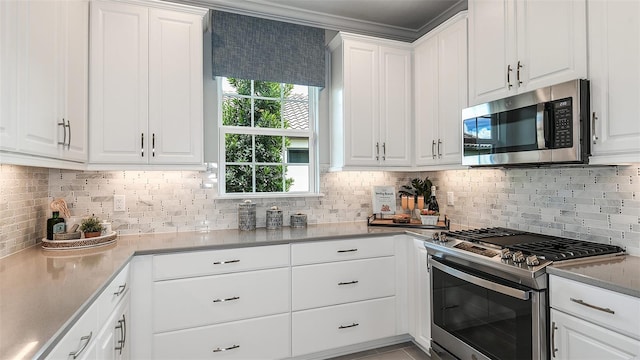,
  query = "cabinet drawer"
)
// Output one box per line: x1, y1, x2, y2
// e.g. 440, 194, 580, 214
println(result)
292, 256, 395, 310
46, 302, 98, 360
152, 314, 291, 360
291, 237, 394, 265
153, 244, 289, 280
96, 262, 130, 326
153, 267, 290, 332
292, 297, 396, 357
550, 275, 640, 339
